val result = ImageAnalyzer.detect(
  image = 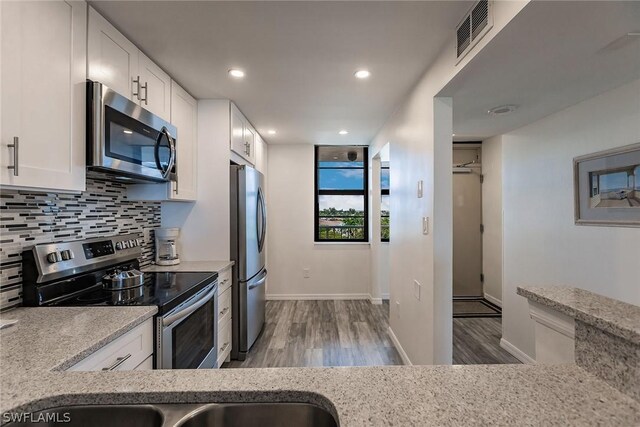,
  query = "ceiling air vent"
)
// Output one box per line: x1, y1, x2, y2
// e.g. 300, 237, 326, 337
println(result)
456, 0, 493, 64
